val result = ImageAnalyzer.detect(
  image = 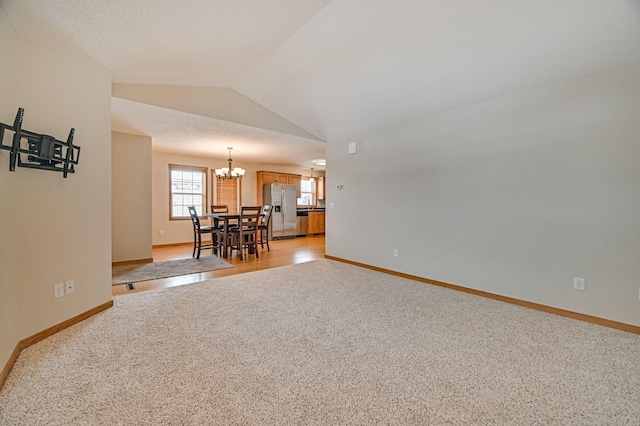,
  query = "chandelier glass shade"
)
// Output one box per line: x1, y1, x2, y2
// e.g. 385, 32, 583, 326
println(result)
215, 147, 245, 179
